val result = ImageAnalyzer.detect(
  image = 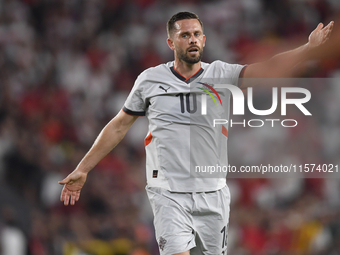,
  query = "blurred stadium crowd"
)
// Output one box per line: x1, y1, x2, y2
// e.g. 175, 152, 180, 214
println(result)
0, 0, 340, 254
